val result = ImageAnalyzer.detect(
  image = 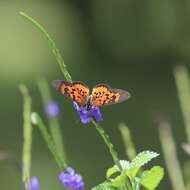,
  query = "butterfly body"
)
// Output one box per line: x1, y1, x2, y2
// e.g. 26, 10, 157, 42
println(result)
52, 80, 131, 108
